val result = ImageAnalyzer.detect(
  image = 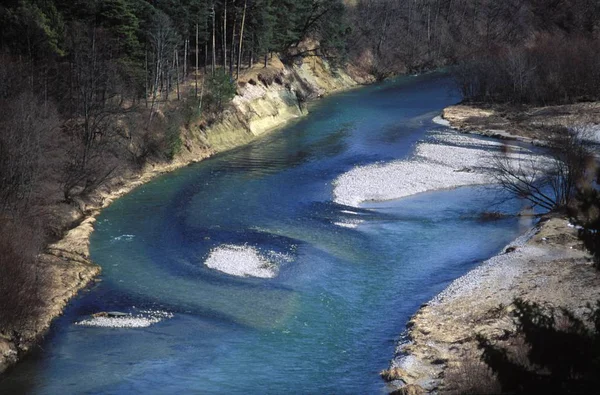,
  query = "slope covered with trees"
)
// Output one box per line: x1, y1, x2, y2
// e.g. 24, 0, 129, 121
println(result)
347, 0, 600, 102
